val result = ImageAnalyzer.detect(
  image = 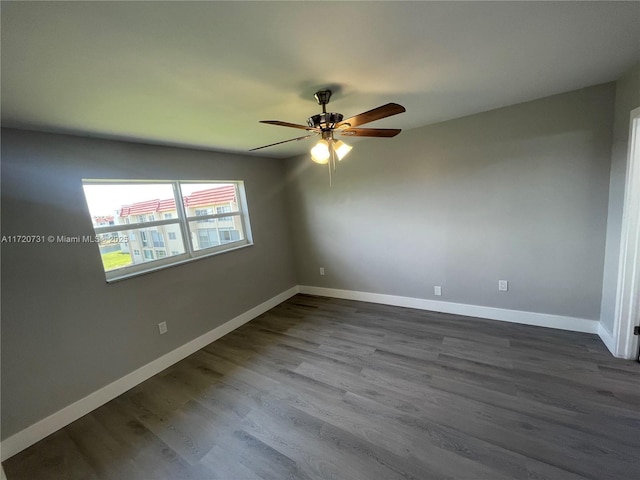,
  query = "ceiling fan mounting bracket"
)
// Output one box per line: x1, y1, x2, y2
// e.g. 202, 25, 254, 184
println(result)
314, 90, 332, 107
